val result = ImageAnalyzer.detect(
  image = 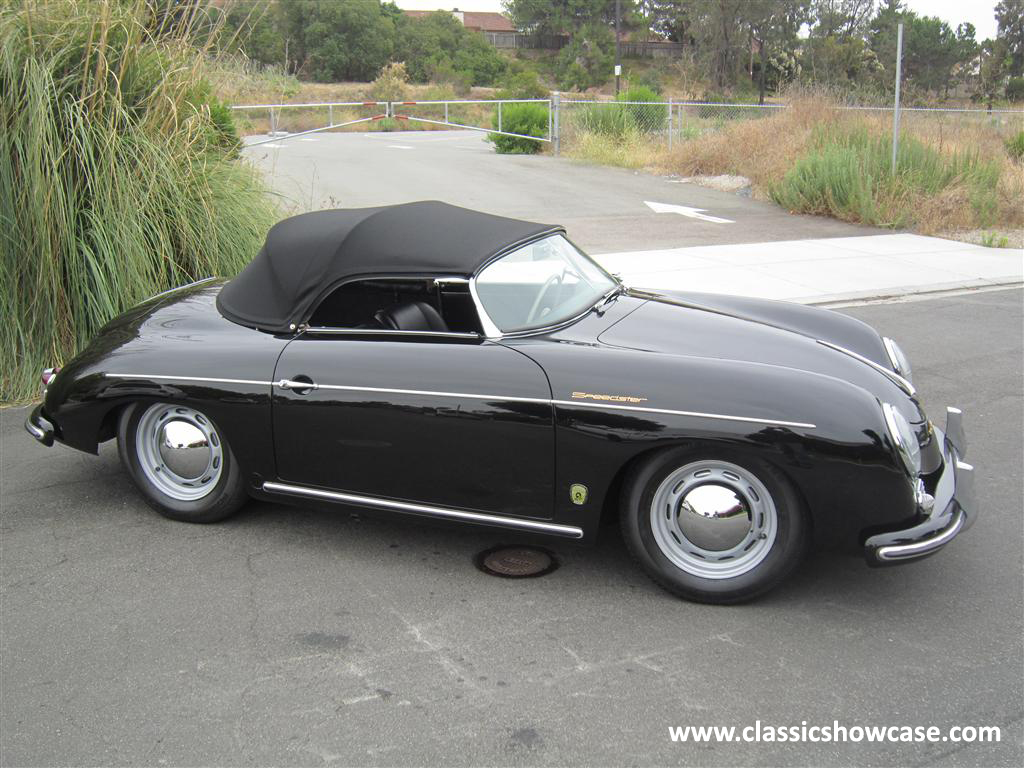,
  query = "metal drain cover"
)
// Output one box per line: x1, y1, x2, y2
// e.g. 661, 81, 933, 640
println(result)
476, 546, 558, 579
